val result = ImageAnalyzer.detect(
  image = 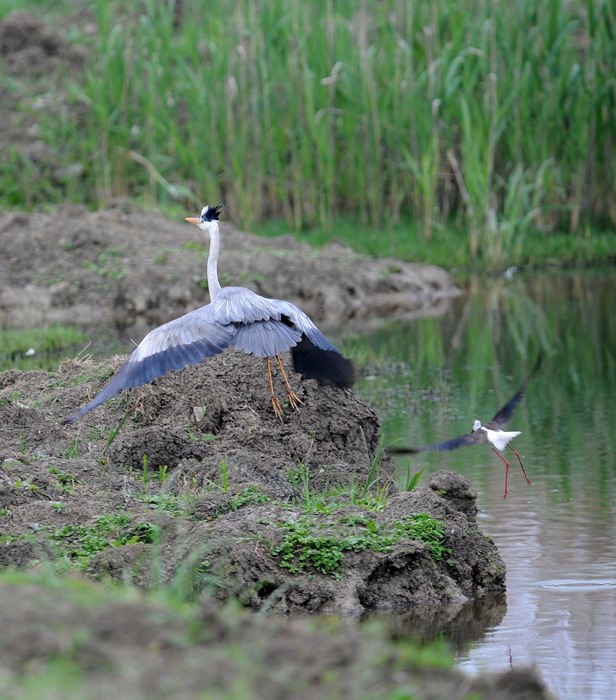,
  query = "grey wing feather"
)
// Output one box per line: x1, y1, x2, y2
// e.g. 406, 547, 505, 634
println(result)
63, 305, 235, 423
213, 287, 284, 325
234, 320, 302, 357
490, 351, 543, 427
